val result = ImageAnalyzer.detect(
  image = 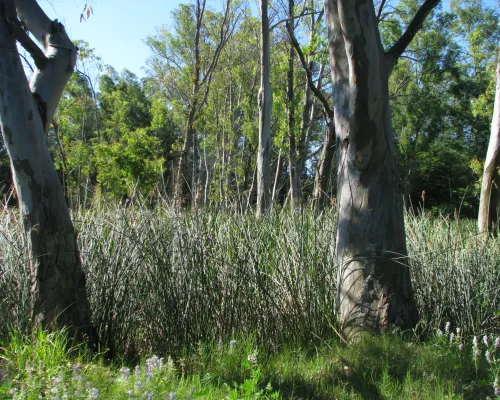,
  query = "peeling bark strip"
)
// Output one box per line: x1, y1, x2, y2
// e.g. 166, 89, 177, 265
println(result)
0, 0, 94, 345
324, 0, 439, 339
